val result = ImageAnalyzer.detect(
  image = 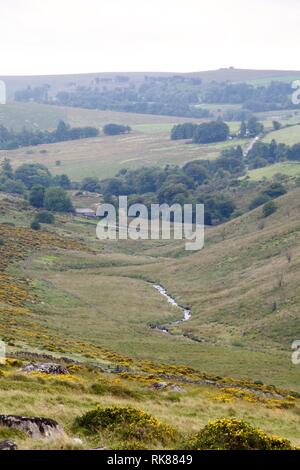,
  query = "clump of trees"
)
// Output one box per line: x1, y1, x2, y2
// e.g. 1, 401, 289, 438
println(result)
245, 139, 299, 168
193, 121, 230, 144
171, 121, 229, 144
29, 184, 73, 213
15, 76, 300, 120
202, 81, 296, 112
249, 183, 286, 210
53, 76, 212, 118
15, 84, 50, 103
79, 150, 250, 224
0, 159, 73, 213
0, 120, 99, 150
171, 123, 198, 140
103, 124, 132, 136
